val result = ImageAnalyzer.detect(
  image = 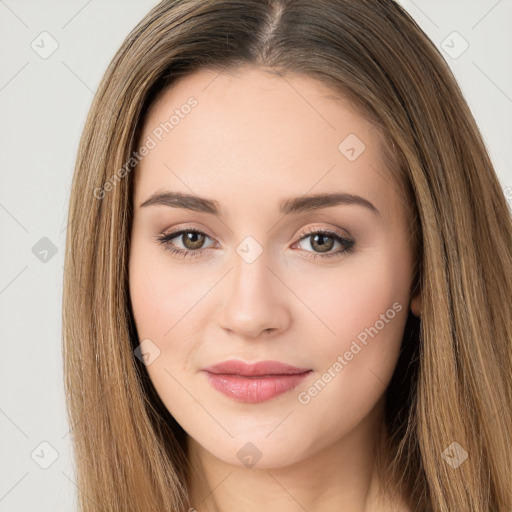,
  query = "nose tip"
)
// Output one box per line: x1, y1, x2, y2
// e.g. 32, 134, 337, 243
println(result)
218, 257, 291, 340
